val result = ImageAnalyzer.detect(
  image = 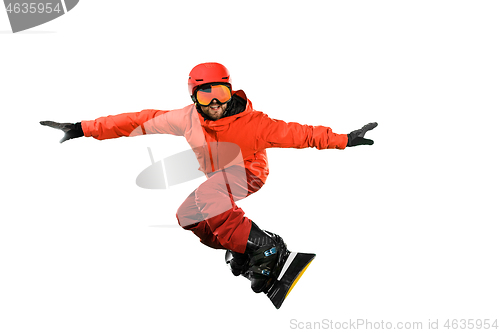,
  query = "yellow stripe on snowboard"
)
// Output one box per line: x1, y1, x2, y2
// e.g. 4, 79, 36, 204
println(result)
285, 260, 314, 299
